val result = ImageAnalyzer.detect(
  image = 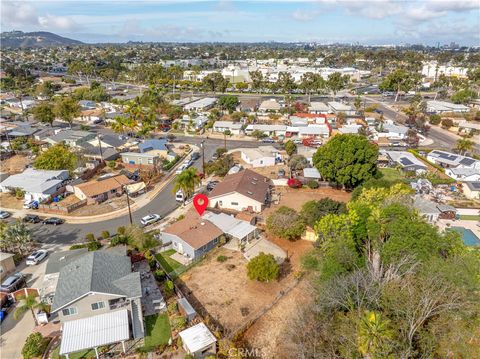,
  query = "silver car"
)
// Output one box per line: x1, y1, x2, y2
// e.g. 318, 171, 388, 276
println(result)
26, 250, 48, 265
